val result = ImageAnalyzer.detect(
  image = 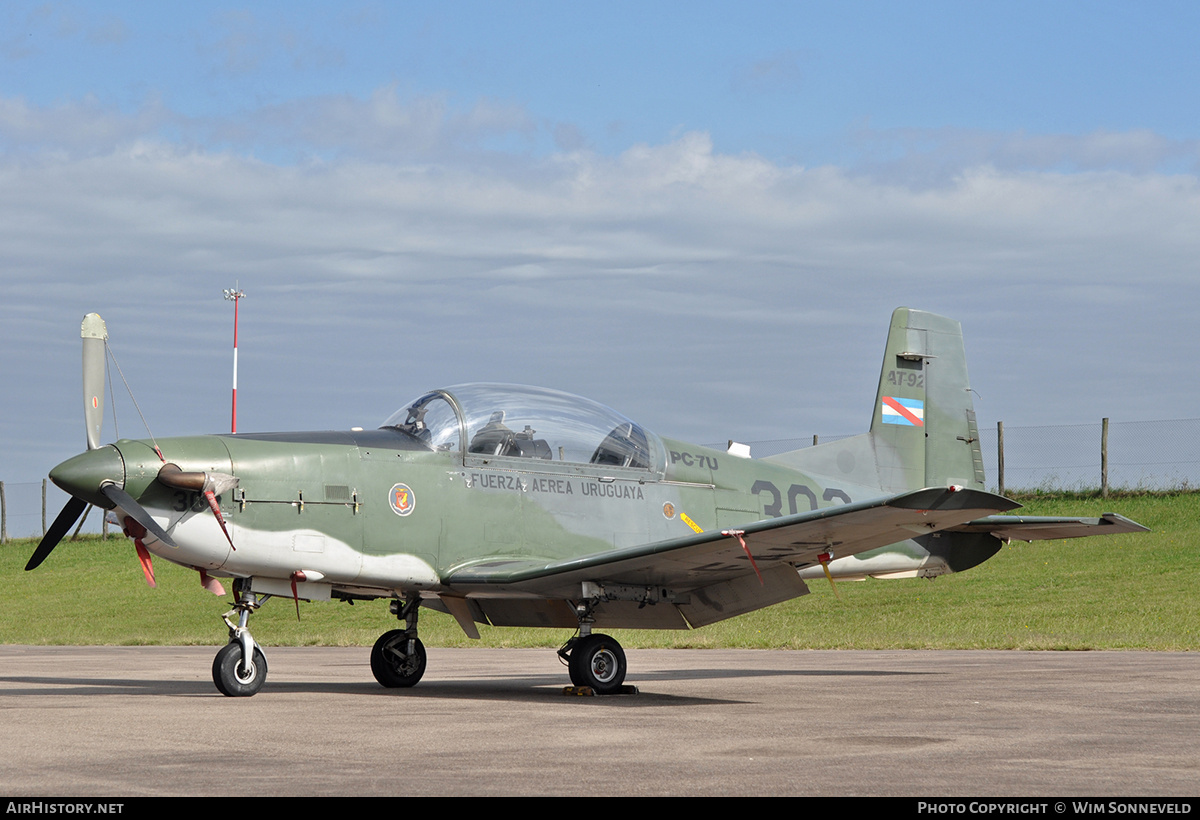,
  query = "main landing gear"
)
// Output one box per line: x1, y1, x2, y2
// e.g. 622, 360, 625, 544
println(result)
559, 632, 628, 694
370, 593, 427, 688
213, 579, 268, 697
557, 596, 630, 695
362, 591, 631, 695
